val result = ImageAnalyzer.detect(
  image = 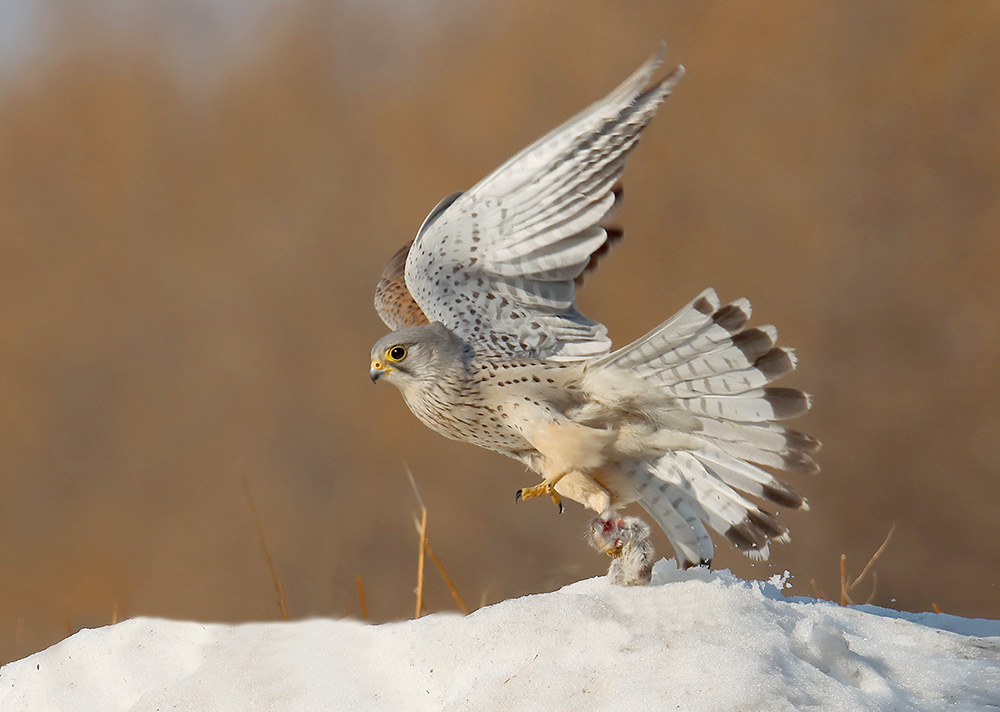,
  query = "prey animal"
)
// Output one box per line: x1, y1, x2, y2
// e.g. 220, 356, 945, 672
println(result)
370, 49, 819, 584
